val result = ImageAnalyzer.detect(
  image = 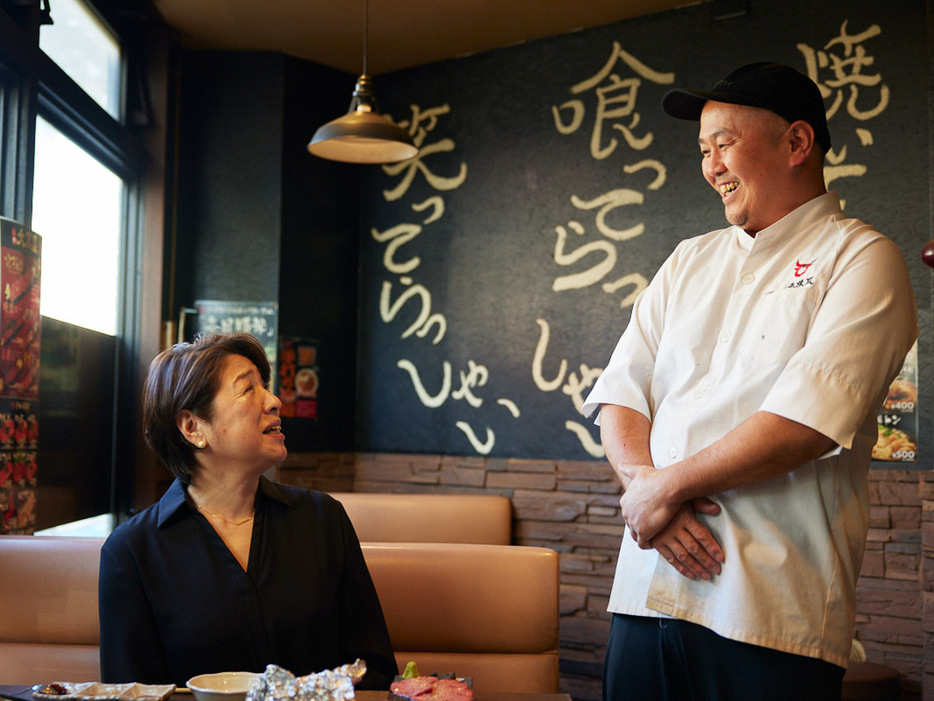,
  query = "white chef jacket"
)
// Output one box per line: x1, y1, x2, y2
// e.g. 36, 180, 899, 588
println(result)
582, 192, 918, 668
